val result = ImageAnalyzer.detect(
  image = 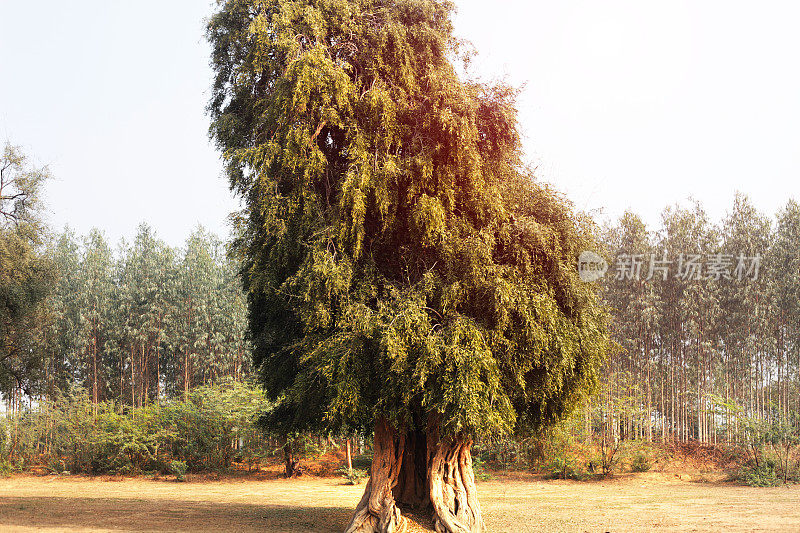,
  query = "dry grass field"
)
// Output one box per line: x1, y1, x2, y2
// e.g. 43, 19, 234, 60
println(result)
0, 473, 798, 532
